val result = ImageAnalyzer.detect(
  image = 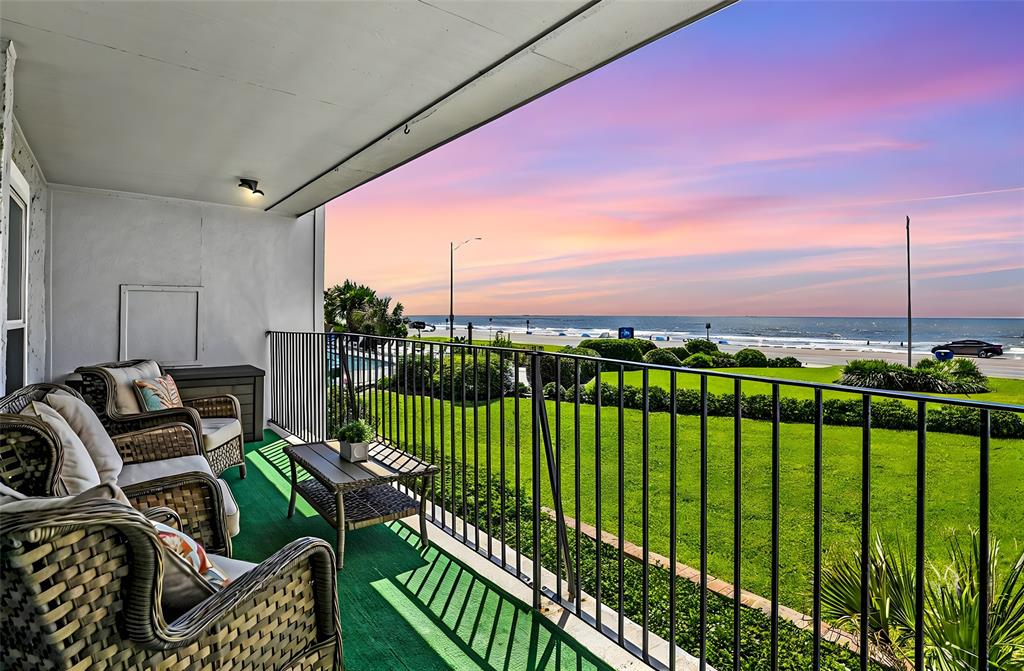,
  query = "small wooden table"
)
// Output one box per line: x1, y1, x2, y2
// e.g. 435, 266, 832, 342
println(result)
284, 440, 438, 568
